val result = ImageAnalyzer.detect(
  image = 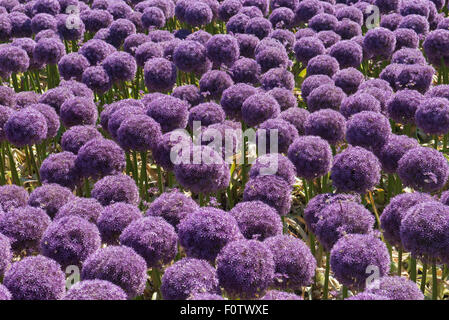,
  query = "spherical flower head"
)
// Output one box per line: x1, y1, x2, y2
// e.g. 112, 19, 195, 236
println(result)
394, 28, 419, 51
143, 57, 177, 93
294, 0, 323, 24
206, 34, 239, 67
0, 106, 13, 142
340, 93, 381, 119
119, 216, 177, 268
173, 40, 208, 73
28, 103, 58, 139
62, 280, 127, 300
269, 7, 295, 29
0, 284, 11, 300
249, 153, 296, 185
60, 80, 94, 101
0, 232, 11, 278
304, 109, 346, 145
0, 45, 29, 73
309, 13, 338, 32
366, 276, 423, 300
391, 48, 426, 66
316, 30, 340, 49
28, 183, 75, 219
161, 257, 220, 300
330, 234, 390, 290
363, 27, 396, 59
178, 207, 242, 261
426, 85, 449, 101
56, 13, 85, 41
300, 74, 333, 102
265, 89, 296, 113
4, 255, 65, 300
0, 14, 11, 41
0, 86, 14, 108
230, 201, 282, 241
424, 29, 449, 67
345, 111, 391, 152
57, 53, 89, 82
141, 6, 166, 29
82, 245, 147, 299
0, 206, 51, 253
329, 40, 363, 68
400, 201, 449, 263
106, 18, 136, 48
295, 28, 316, 41
188, 102, 225, 129
415, 98, 449, 135
399, 0, 429, 17
15, 91, 40, 109
152, 130, 192, 171
380, 13, 402, 31
81, 9, 113, 33
331, 146, 381, 194
123, 34, 148, 56
75, 138, 125, 179
31, 13, 57, 34
60, 125, 101, 155
101, 51, 136, 83
335, 5, 363, 24
218, 0, 242, 22
91, 173, 139, 207
33, 38, 65, 65
55, 197, 103, 224
5, 107, 47, 147
32, 0, 60, 15
243, 175, 292, 216
293, 36, 325, 65
256, 47, 290, 74
269, 30, 295, 52
226, 13, 250, 34
40, 215, 101, 268
333, 68, 365, 97
306, 54, 339, 77
233, 34, 258, 59
107, 105, 146, 140
146, 95, 189, 133
0, 185, 28, 212
378, 134, 420, 174
59, 96, 97, 128
39, 151, 80, 189
242, 93, 281, 127
184, 1, 213, 27
257, 118, 299, 154
336, 18, 362, 40
260, 67, 294, 91
79, 39, 115, 66
220, 83, 256, 120
171, 85, 201, 108
229, 57, 260, 86
135, 42, 163, 67
397, 146, 449, 193
385, 89, 422, 124
117, 114, 162, 152
199, 70, 234, 101
245, 17, 272, 40
307, 84, 346, 112
398, 14, 429, 40
81, 66, 111, 94
216, 239, 274, 299
277, 108, 308, 135
145, 190, 198, 229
